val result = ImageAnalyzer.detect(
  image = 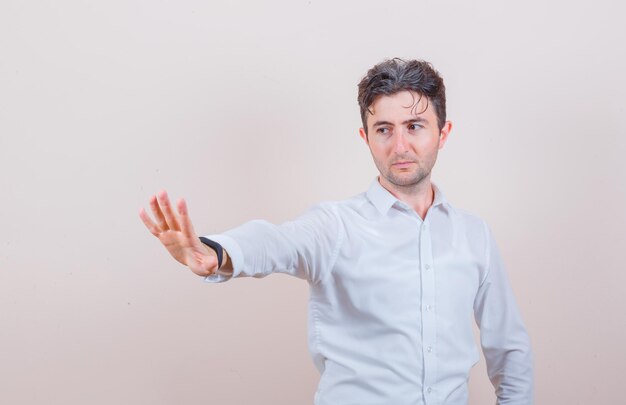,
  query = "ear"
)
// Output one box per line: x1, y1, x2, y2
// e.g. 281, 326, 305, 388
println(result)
438, 121, 452, 150
359, 127, 369, 145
